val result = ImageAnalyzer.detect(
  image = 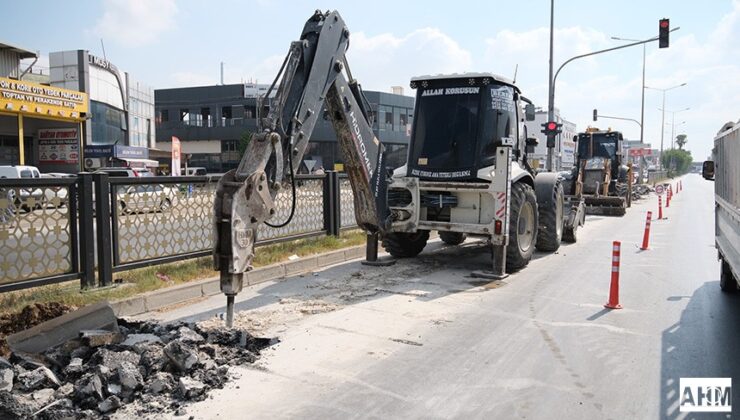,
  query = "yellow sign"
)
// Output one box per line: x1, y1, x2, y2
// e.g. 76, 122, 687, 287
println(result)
0, 76, 88, 121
